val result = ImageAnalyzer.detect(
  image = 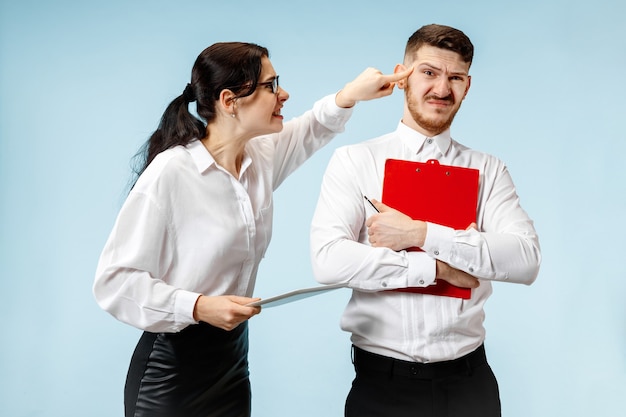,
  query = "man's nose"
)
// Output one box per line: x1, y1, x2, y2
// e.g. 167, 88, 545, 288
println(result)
432, 76, 451, 97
